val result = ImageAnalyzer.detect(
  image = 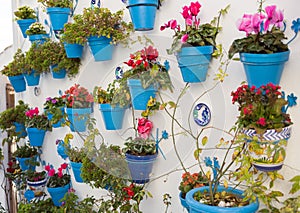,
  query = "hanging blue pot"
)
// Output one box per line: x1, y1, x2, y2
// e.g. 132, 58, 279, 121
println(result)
240, 51, 290, 87
127, 0, 158, 31
47, 183, 70, 206
186, 186, 259, 213
127, 79, 157, 110
26, 127, 46, 147
179, 192, 189, 212
87, 36, 113, 61
46, 7, 71, 31
8, 75, 26, 93
63, 42, 84, 58
16, 156, 36, 171
16, 19, 36, 38
50, 65, 66, 79
125, 152, 157, 184
70, 161, 83, 183
46, 107, 64, 128
28, 34, 49, 45
99, 104, 126, 130
65, 108, 91, 132
24, 70, 40, 86
14, 122, 27, 138
176, 46, 214, 83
